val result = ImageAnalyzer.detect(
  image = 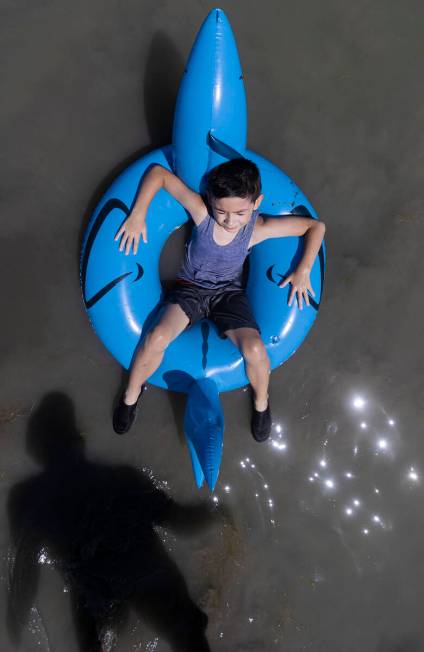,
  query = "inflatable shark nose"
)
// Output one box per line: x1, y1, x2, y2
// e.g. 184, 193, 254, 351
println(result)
184, 378, 224, 491
172, 7, 247, 190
